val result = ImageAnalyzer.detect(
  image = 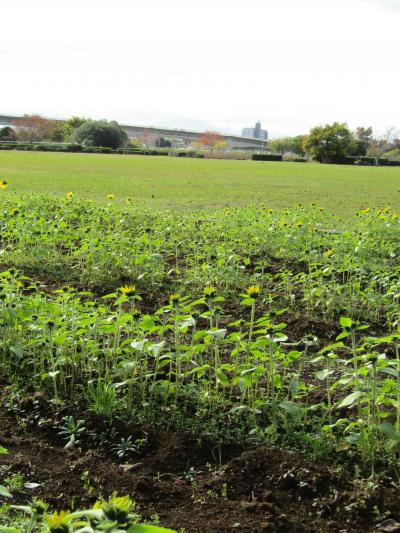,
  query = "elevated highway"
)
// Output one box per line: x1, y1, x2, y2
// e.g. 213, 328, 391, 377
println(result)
0, 114, 266, 150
